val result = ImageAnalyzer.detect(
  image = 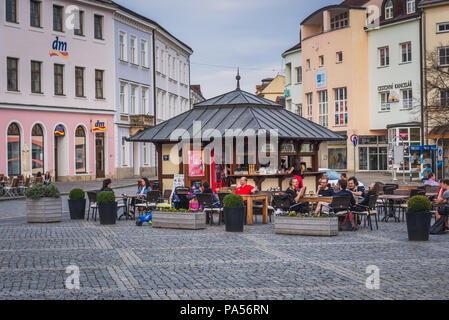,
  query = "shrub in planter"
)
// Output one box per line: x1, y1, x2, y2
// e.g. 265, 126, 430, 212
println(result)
274, 212, 339, 236
97, 191, 116, 225
26, 183, 62, 223
68, 188, 86, 220
406, 195, 432, 241
223, 193, 245, 232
